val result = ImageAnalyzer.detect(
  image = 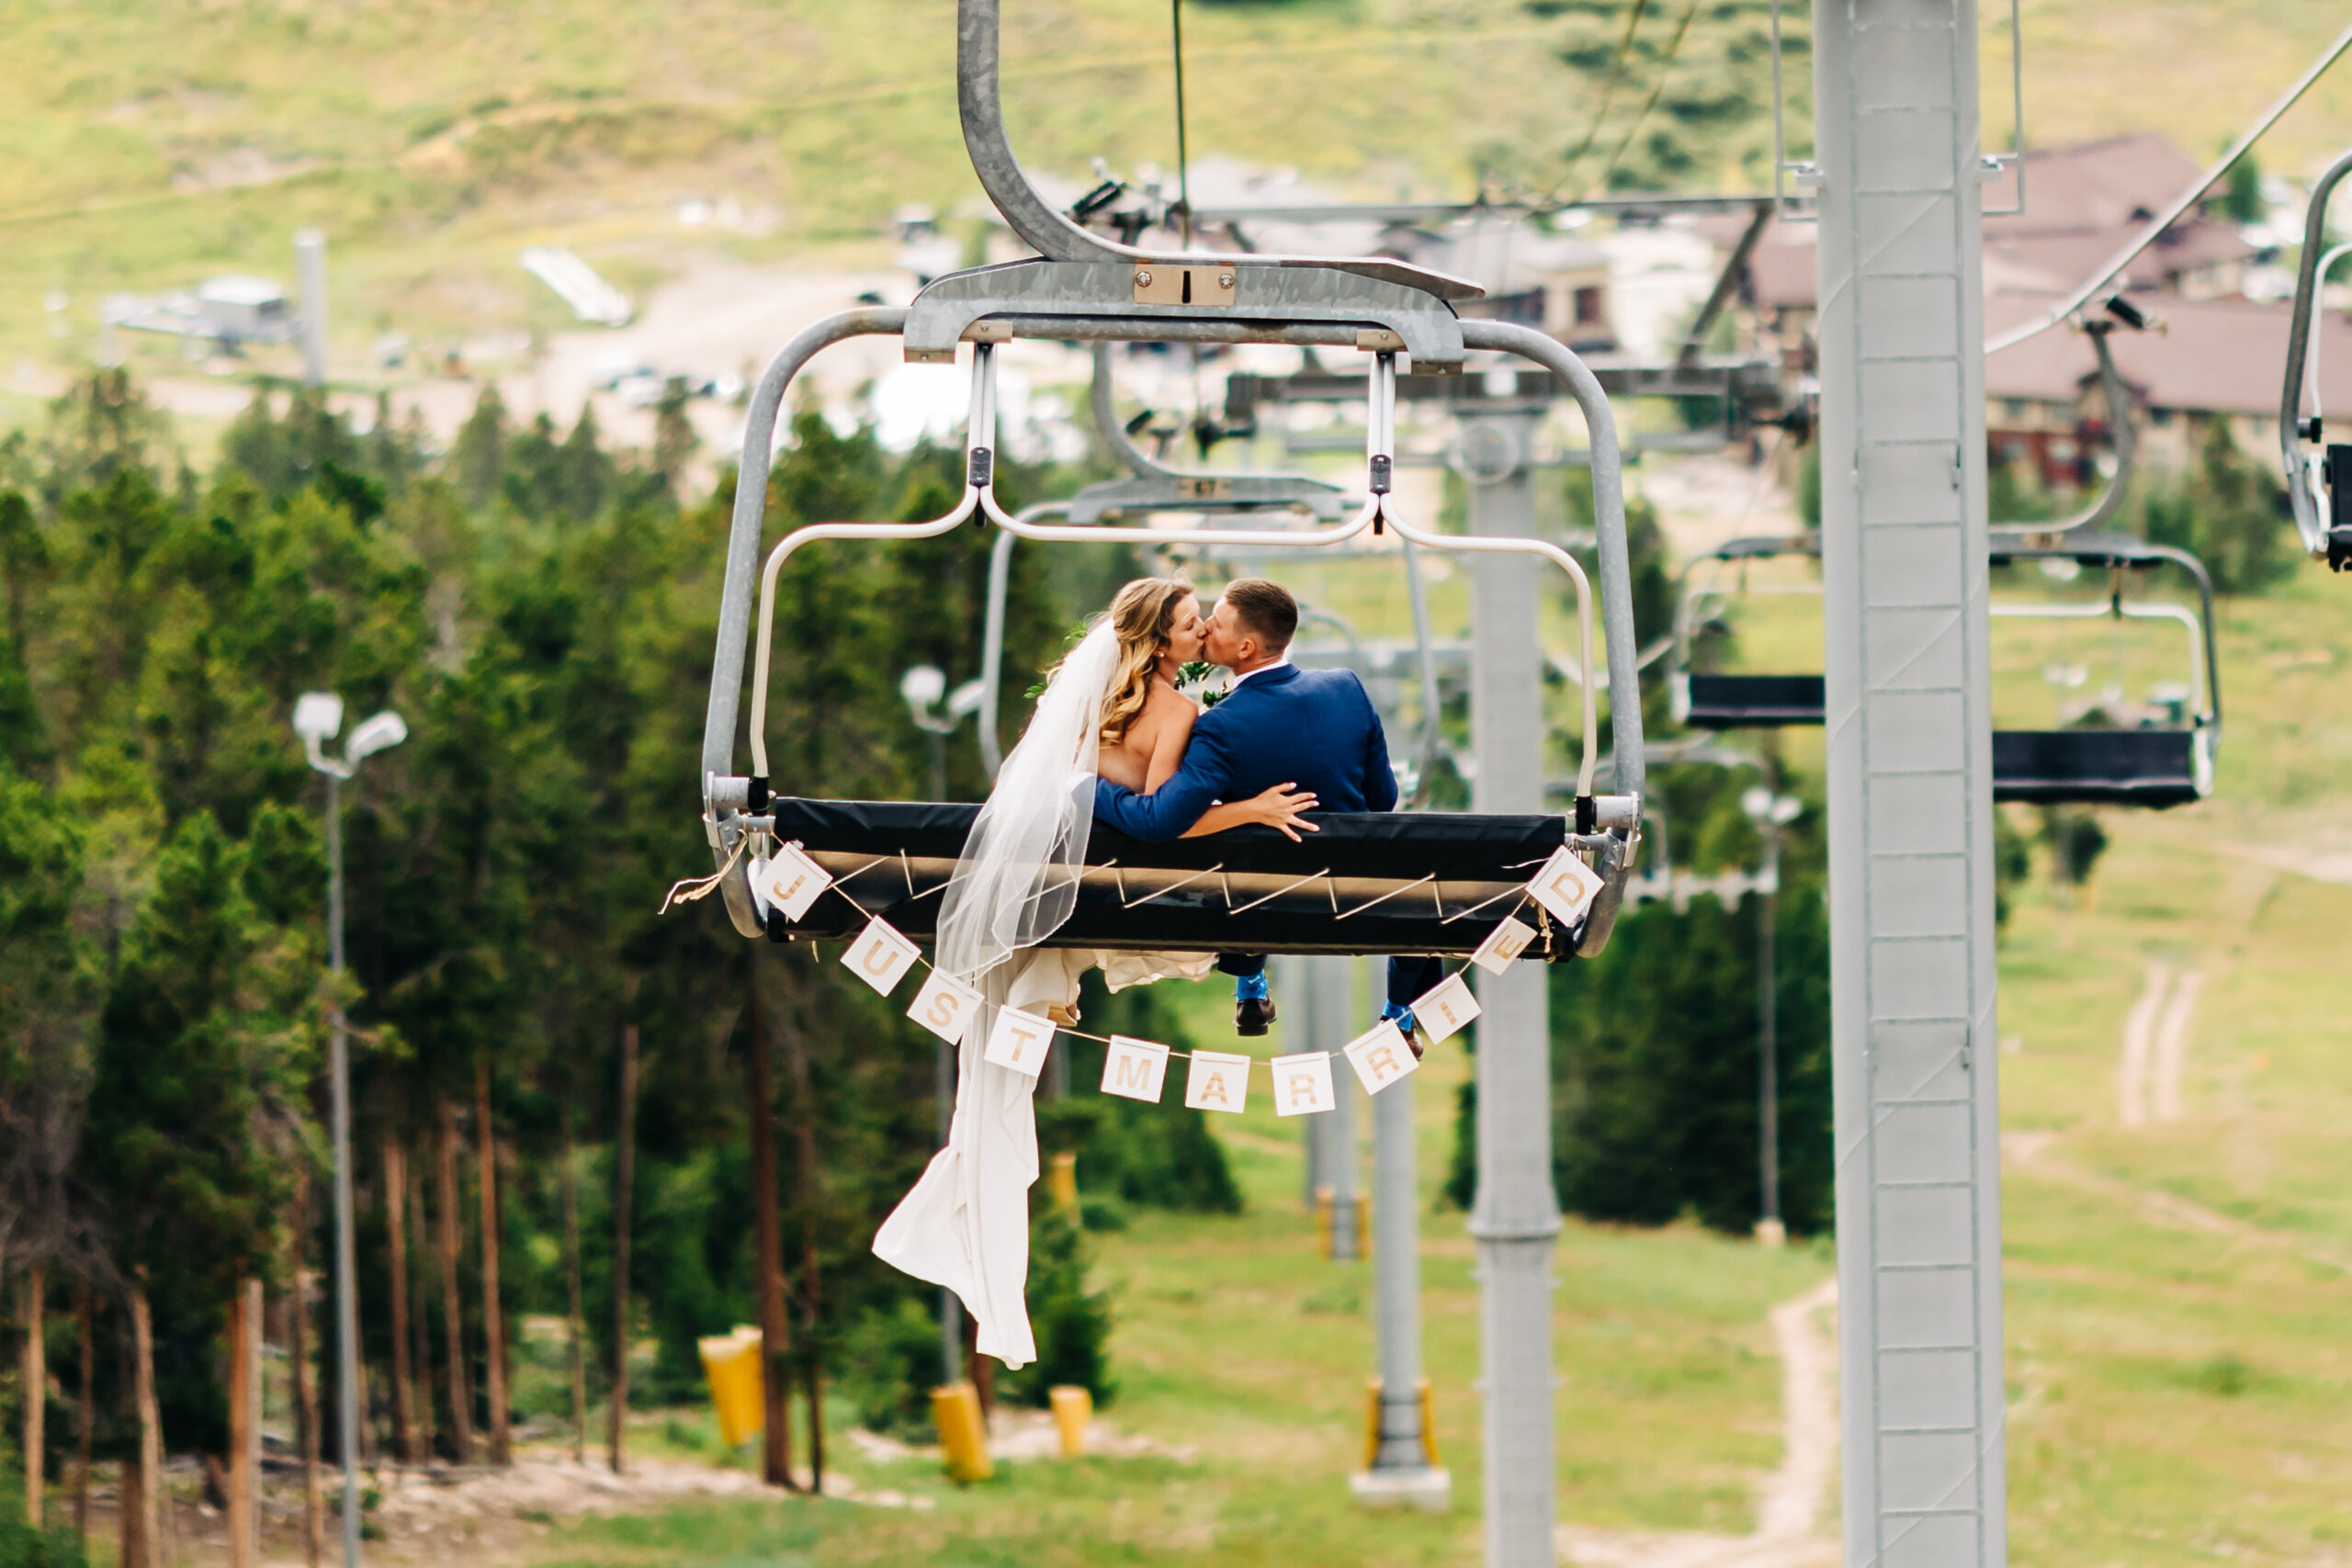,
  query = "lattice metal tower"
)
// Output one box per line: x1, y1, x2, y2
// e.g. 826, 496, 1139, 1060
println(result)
1812, 2, 2009, 1563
